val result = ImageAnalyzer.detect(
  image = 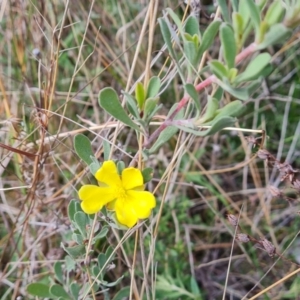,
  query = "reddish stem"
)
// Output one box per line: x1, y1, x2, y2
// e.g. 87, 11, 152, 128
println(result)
144, 43, 257, 147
